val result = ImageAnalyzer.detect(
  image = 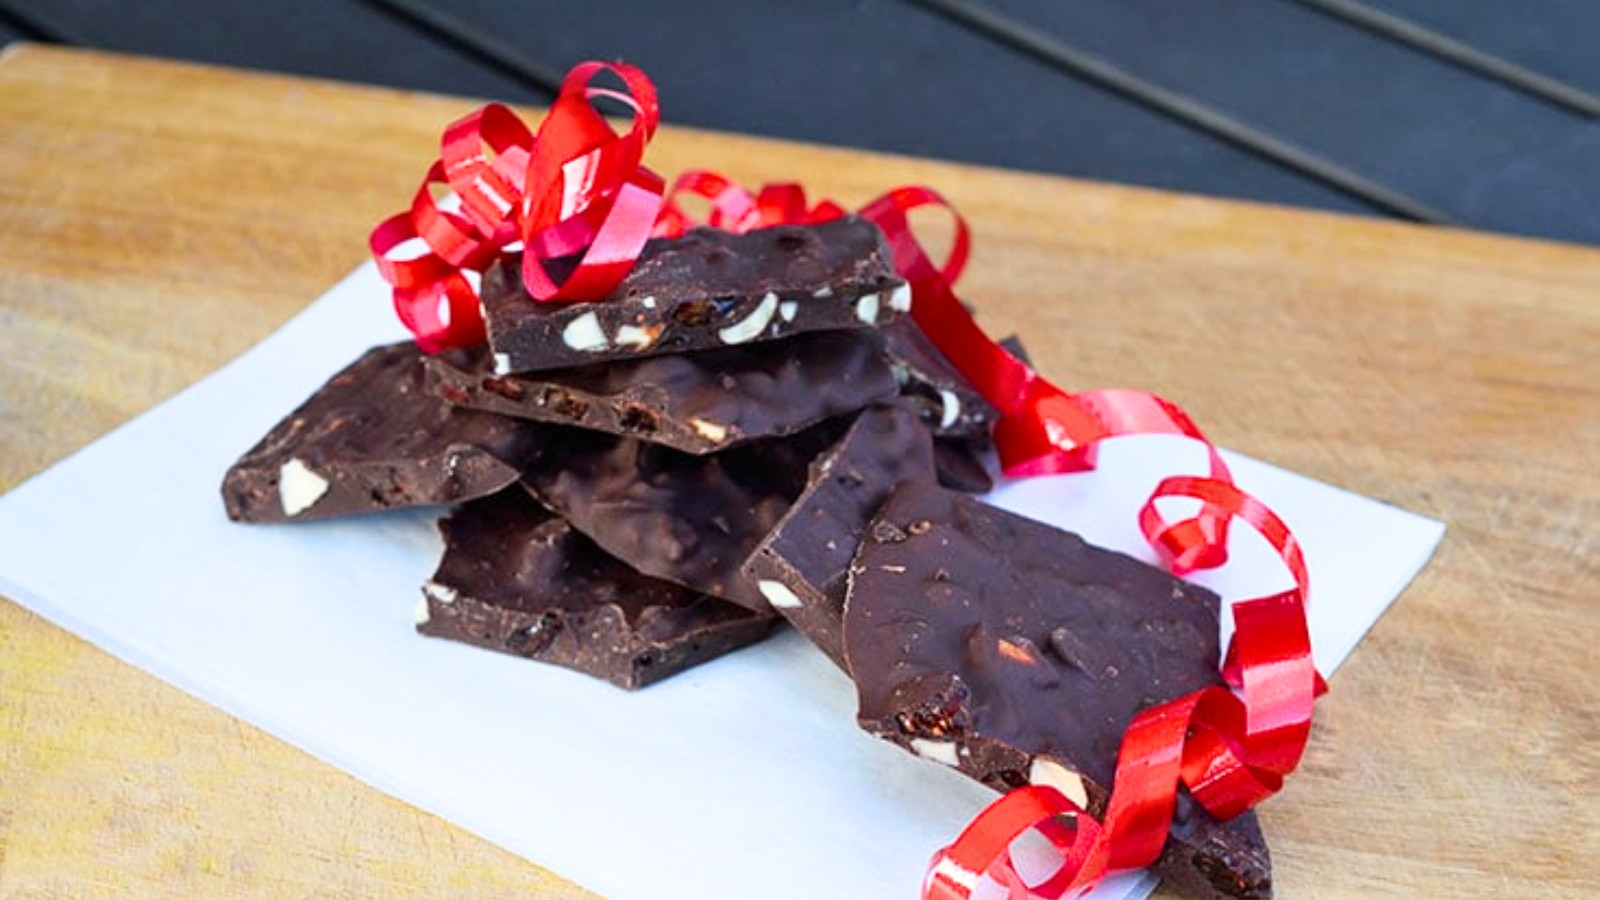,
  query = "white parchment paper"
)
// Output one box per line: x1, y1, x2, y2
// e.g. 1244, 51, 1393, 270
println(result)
0, 263, 1444, 900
